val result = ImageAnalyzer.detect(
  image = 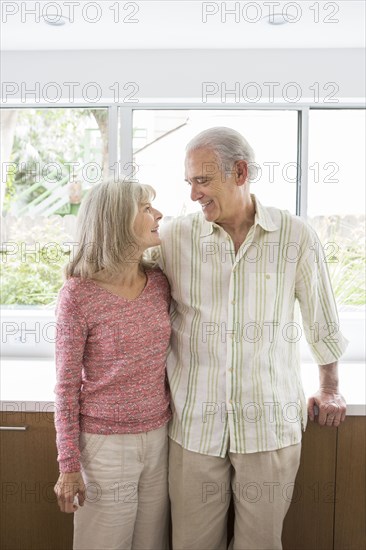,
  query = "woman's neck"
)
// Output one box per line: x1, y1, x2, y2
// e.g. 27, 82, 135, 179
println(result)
93, 264, 145, 287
